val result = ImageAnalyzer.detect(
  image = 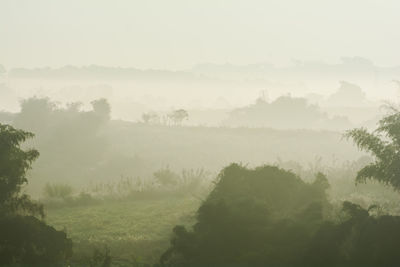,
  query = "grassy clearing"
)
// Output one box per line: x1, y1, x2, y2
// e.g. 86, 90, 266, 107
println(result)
45, 197, 200, 264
